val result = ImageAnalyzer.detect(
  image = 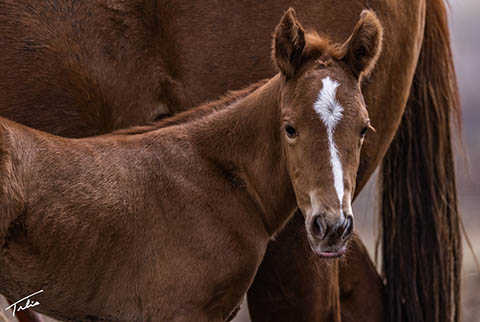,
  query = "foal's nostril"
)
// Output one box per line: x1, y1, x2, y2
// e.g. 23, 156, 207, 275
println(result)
341, 215, 354, 239
312, 216, 325, 238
